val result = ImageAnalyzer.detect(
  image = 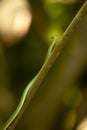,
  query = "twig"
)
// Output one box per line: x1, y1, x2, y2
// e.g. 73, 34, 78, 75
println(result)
2, 1, 87, 130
